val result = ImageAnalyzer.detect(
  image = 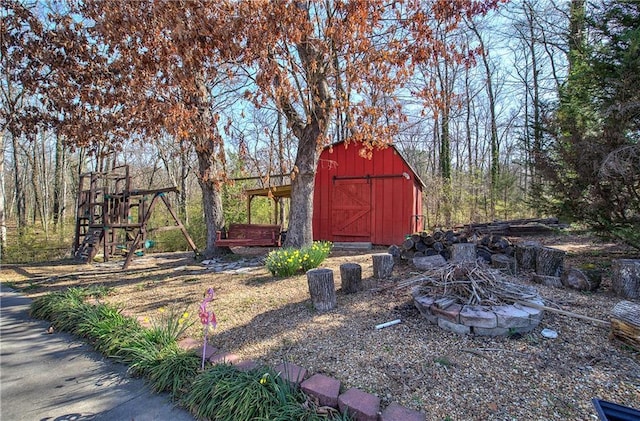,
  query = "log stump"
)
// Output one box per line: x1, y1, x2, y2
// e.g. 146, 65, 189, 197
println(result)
561, 267, 602, 292
306, 268, 336, 311
372, 253, 394, 279
611, 300, 640, 350
451, 243, 476, 263
340, 263, 362, 294
612, 259, 640, 299
535, 246, 565, 277
515, 241, 540, 273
